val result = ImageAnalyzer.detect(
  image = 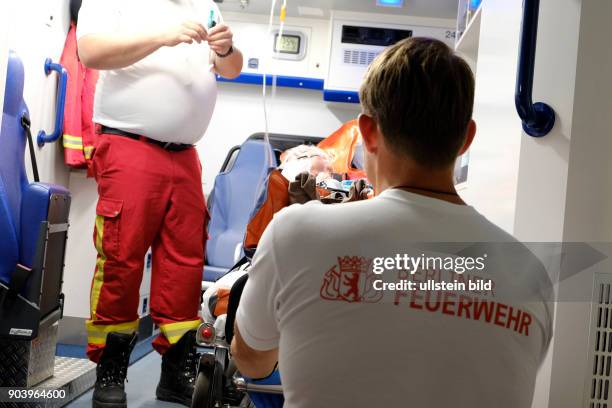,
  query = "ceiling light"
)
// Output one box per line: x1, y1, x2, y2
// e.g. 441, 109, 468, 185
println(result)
376, 0, 404, 7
